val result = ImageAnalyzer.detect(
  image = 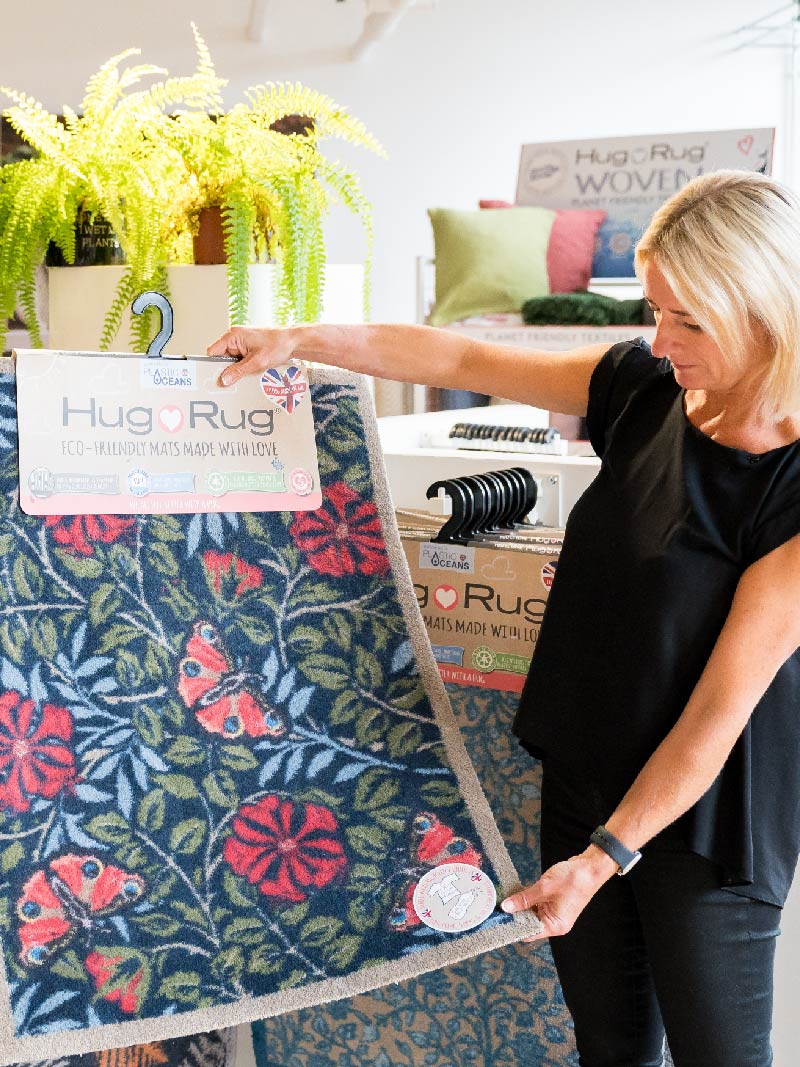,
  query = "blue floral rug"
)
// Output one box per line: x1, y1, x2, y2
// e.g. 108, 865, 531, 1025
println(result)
0, 365, 537, 1064
252, 687, 579, 1067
